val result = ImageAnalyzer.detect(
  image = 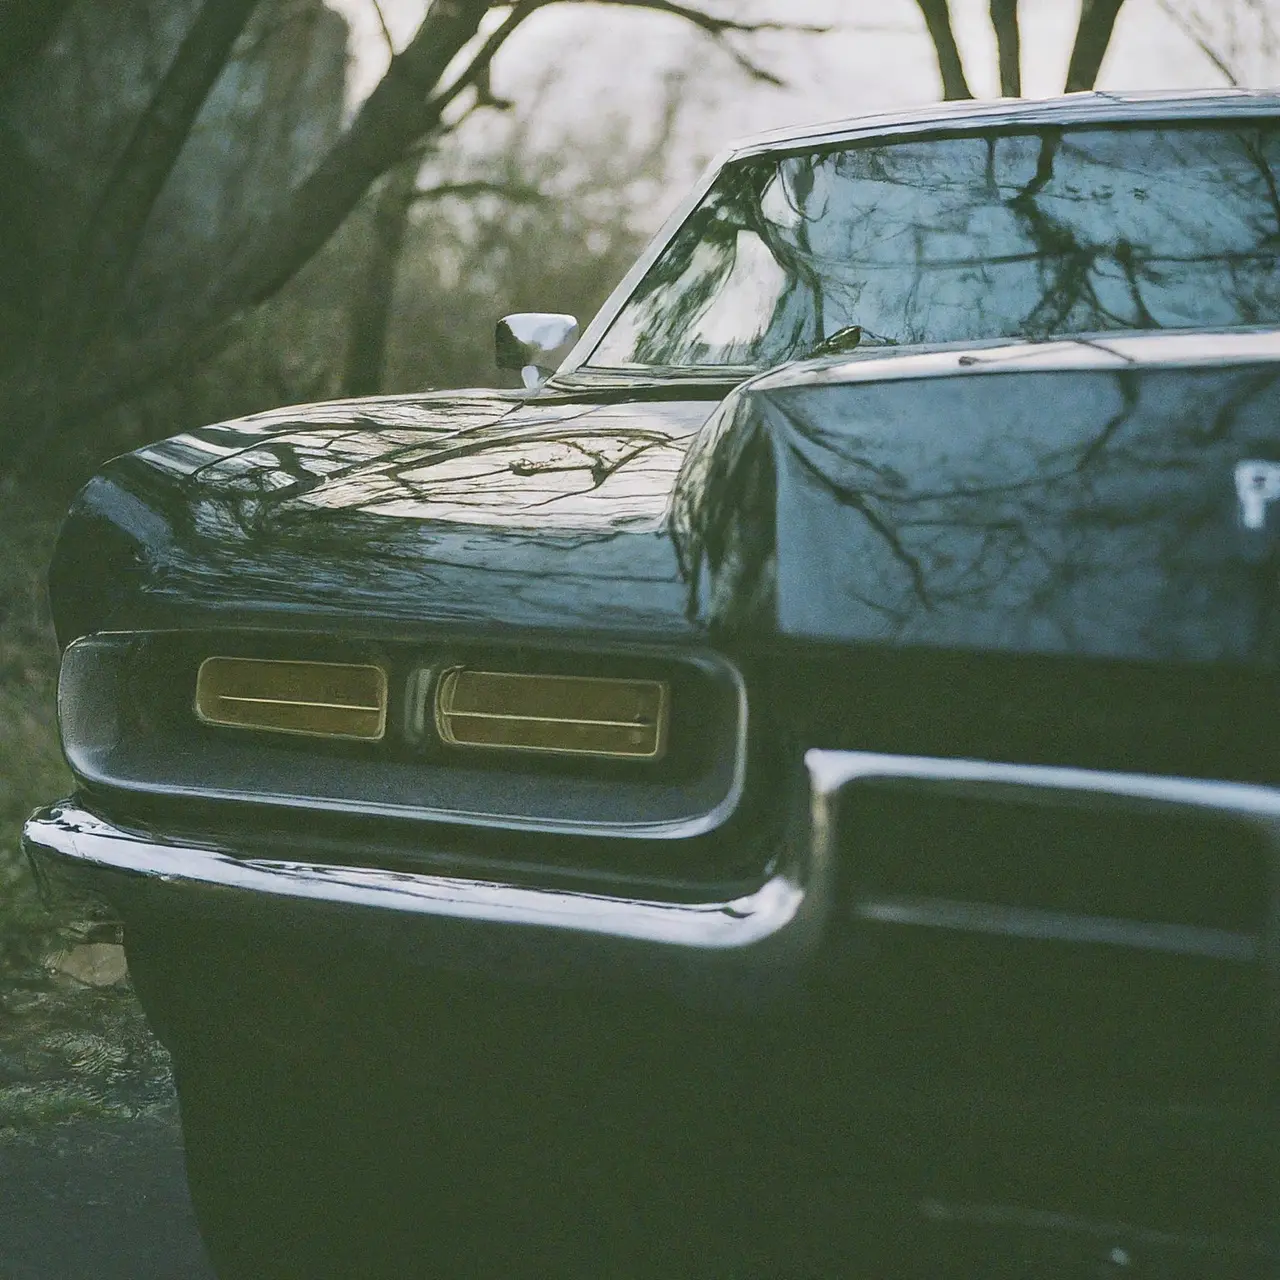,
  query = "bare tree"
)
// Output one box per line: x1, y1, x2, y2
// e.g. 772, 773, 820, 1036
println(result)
1064, 0, 1128, 91
340, 158, 423, 399
913, 0, 973, 99
989, 0, 1021, 97
1154, 0, 1280, 87
1, 0, 826, 472
916, 0, 1128, 99
63, 0, 261, 355
917, 1, 1279, 101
